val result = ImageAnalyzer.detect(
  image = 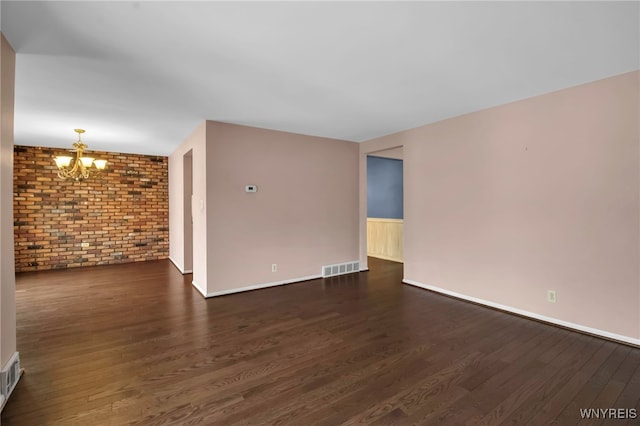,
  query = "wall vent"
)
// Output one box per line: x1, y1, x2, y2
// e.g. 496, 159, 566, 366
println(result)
322, 261, 360, 278
1, 353, 21, 404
